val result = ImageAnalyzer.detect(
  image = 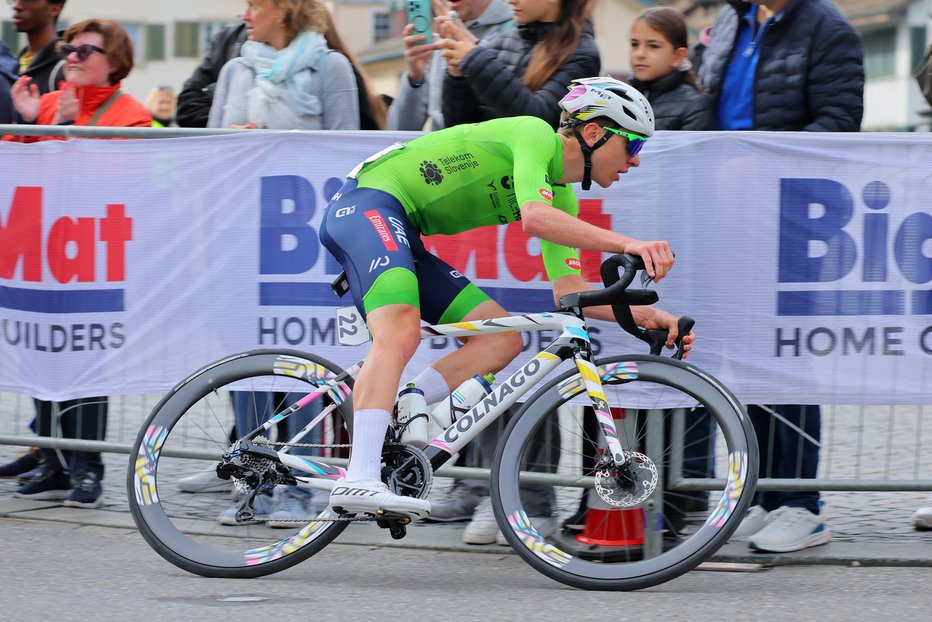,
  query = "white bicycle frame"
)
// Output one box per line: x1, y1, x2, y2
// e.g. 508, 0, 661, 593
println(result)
236, 308, 636, 488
